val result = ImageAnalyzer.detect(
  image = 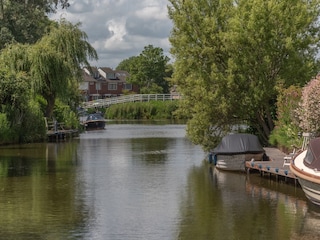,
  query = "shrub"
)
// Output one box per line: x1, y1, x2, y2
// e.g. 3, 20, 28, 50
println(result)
296, 76, 320, 133
269, 85, 302, 149
105, 101, 181, 120
53, 99, 80, 129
